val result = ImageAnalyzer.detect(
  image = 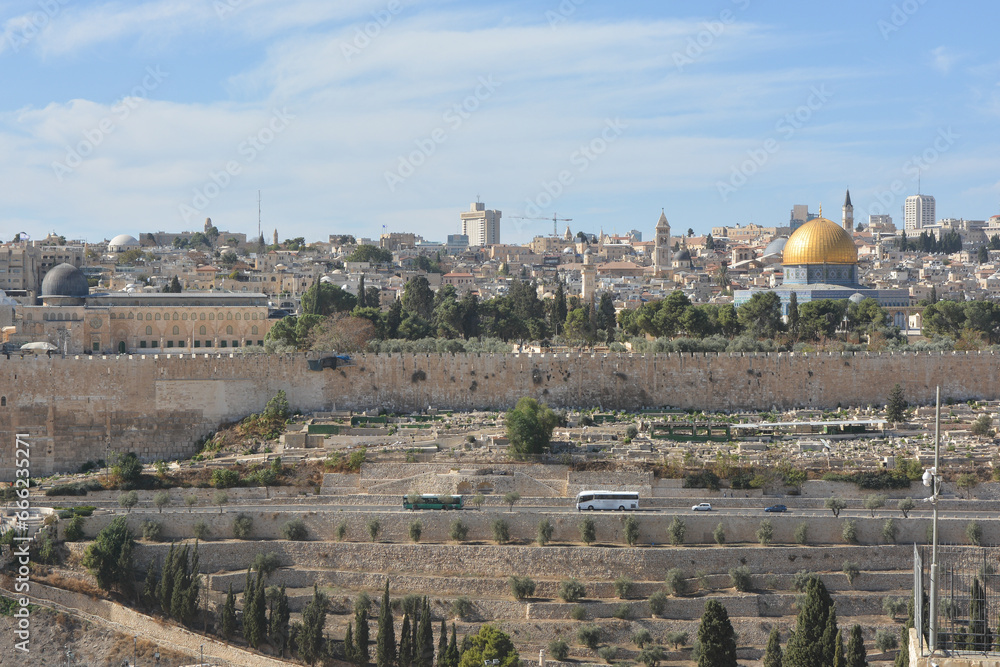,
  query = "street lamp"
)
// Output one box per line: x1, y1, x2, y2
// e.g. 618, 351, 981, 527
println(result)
924, 386, 942, 655
133, 635, 137, 667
